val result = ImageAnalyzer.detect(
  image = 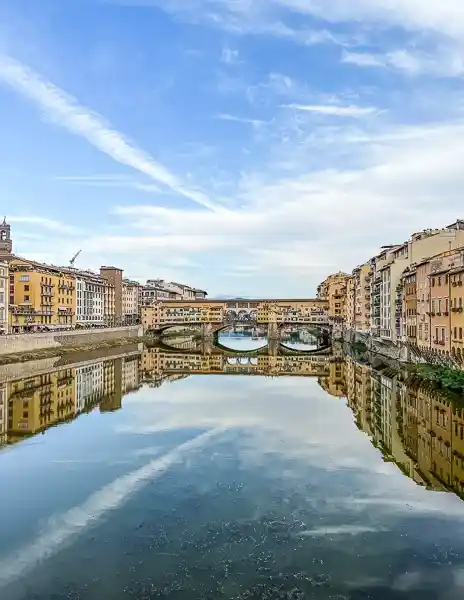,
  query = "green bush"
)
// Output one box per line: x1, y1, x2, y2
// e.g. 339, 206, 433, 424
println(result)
352, 340, 368, 354
415, 364, 464, 393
